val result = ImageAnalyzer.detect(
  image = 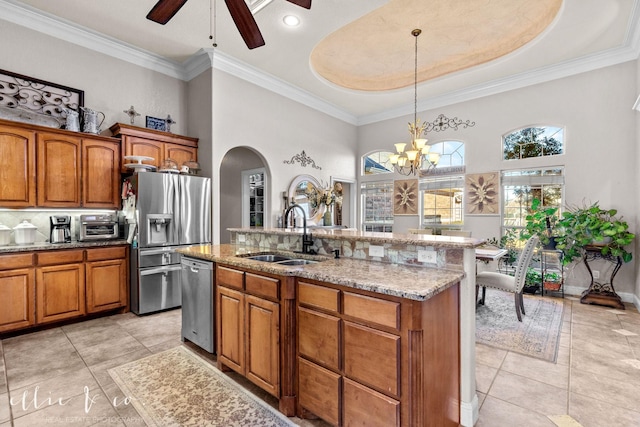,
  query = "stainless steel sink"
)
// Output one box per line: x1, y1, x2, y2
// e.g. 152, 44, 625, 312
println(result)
238, 253, 322, 265
274, 259, 318, 266
245, 254, 292, 262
